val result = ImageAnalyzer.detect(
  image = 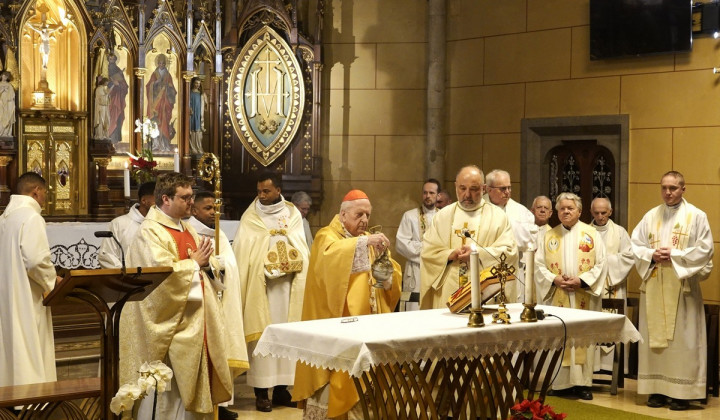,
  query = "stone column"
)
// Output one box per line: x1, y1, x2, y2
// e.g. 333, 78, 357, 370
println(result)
0, 155, 13, 208
426, 0, 447, 182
